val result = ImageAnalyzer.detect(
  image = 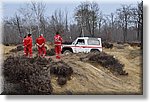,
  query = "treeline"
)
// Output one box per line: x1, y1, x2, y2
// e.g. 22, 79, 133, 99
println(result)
3, 1, 143, 45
